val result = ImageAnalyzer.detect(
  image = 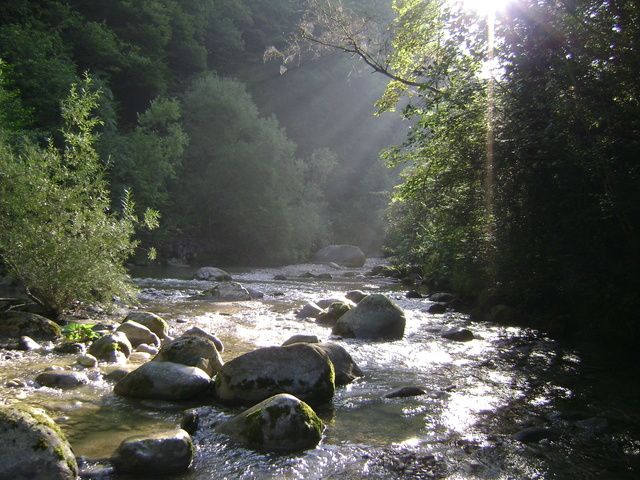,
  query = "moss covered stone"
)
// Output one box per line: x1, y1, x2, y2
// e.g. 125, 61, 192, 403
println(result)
217, 394, 324, 452
332, 293, 406, 340
0, 405, 78, 480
